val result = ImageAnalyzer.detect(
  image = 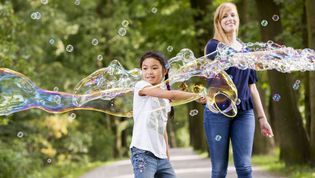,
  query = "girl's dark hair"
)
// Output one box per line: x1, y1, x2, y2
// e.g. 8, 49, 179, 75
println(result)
139, 51, 174, 119
139, 51, 169, 70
